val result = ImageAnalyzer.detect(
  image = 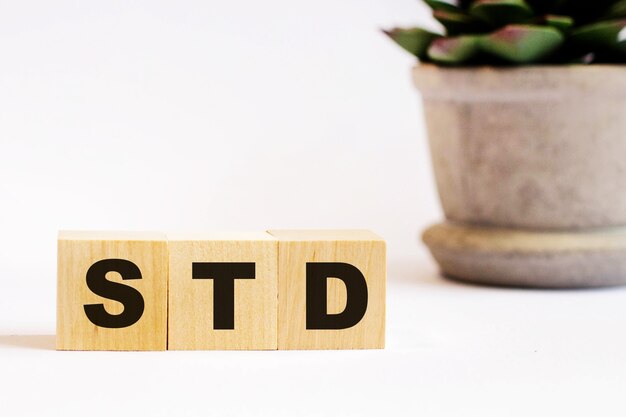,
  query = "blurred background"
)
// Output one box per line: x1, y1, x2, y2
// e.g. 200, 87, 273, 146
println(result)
0, 0, 440, 331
